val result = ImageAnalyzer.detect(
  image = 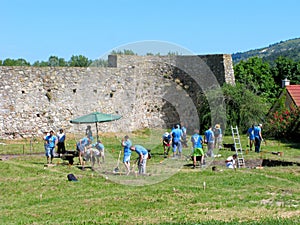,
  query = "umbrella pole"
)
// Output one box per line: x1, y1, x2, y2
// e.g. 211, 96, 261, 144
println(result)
96, 122, 99, 142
